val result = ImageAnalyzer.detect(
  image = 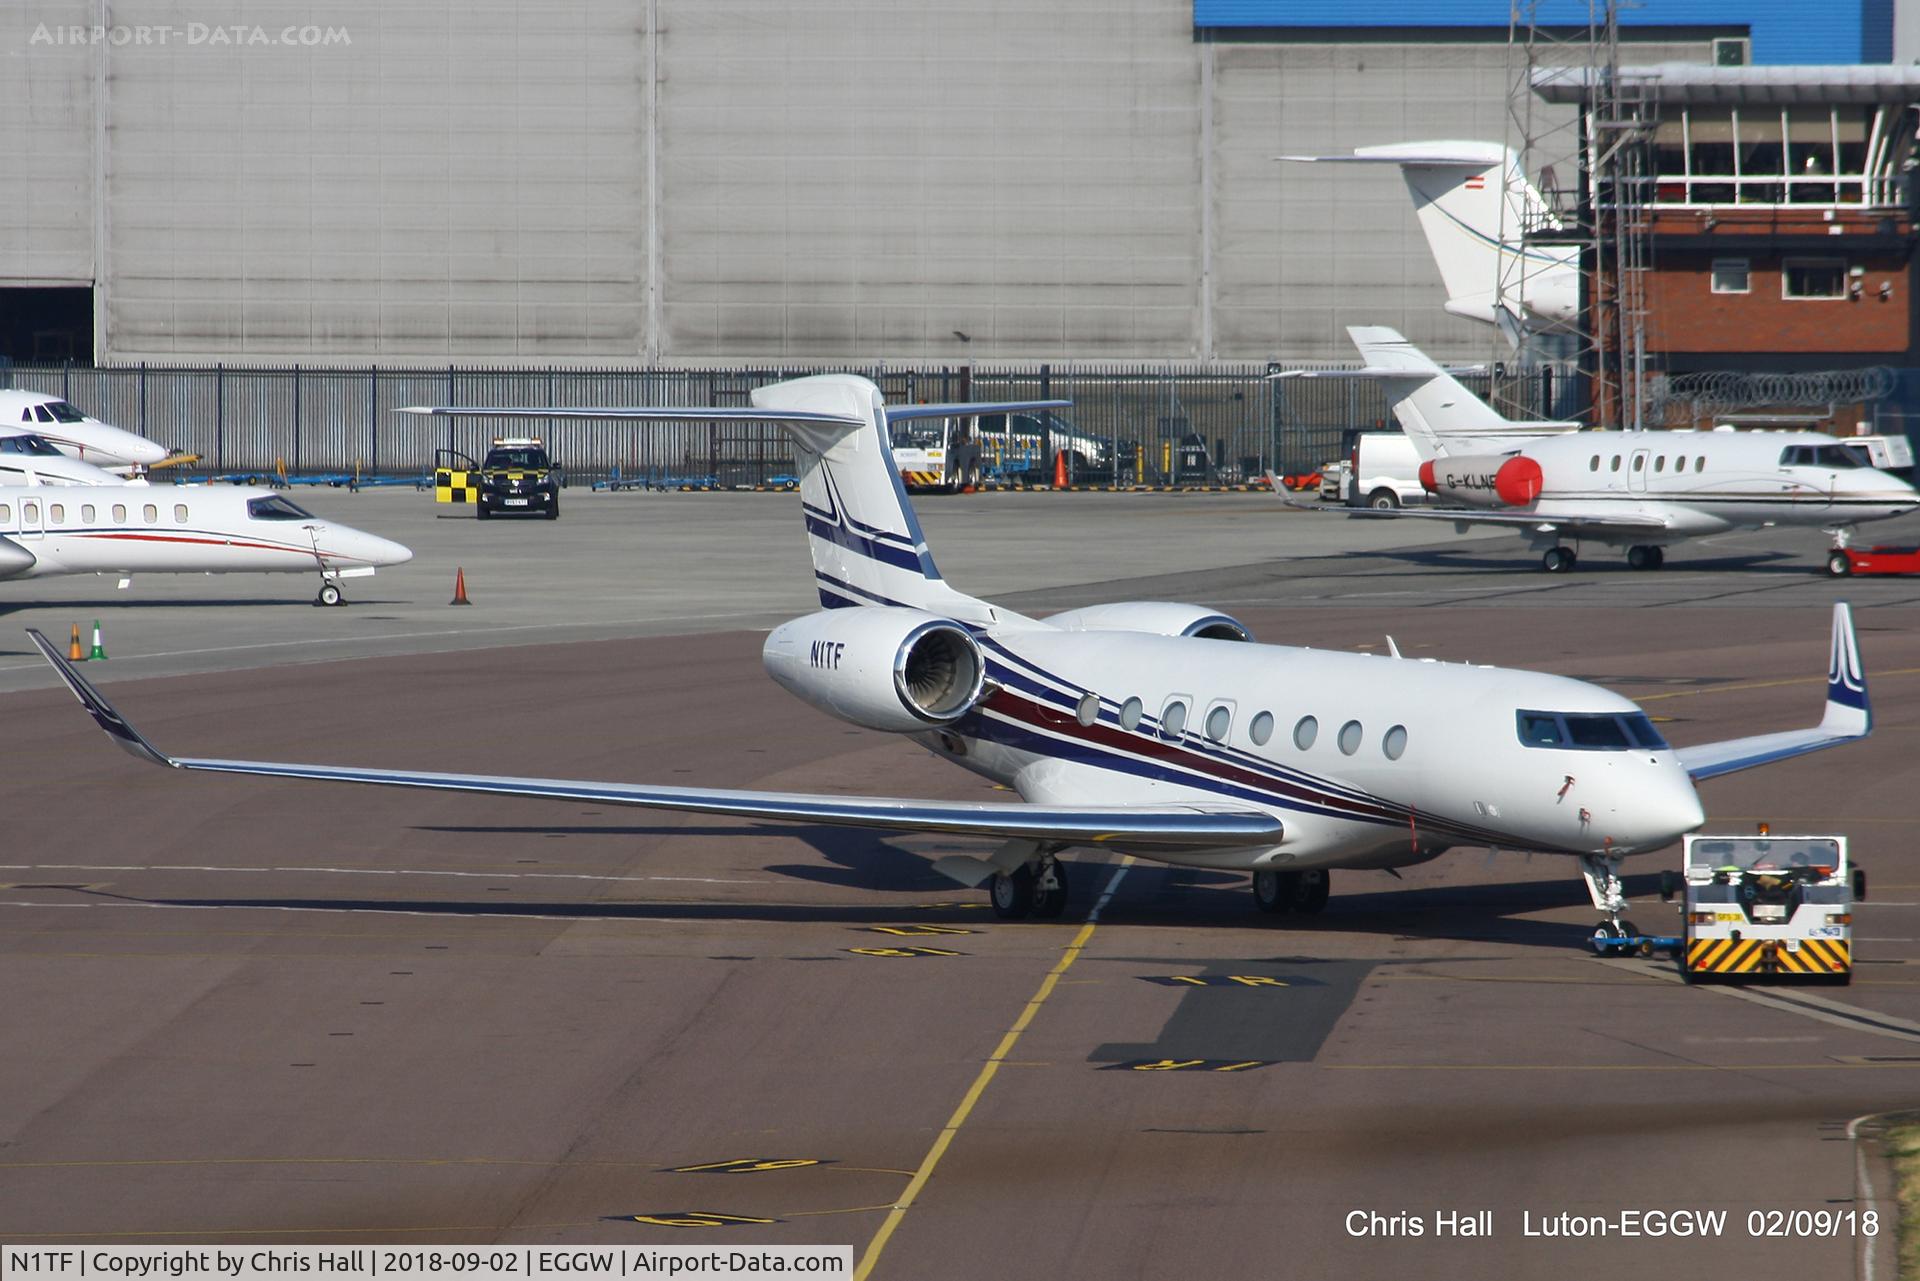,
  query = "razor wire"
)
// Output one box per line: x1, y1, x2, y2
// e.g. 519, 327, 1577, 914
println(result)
1647, 367, 1898, 419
